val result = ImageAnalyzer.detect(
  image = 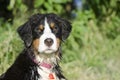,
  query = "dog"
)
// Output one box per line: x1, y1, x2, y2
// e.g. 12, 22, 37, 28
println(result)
0, 13, 72, 80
